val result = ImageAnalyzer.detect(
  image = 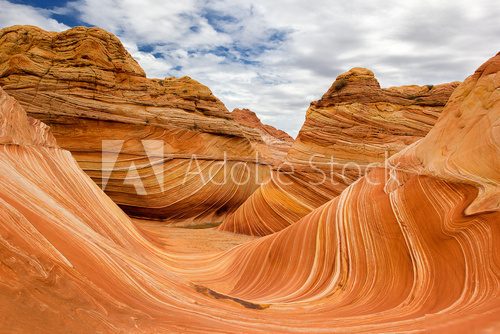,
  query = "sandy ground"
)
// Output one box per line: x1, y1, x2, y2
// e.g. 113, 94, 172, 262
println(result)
133, 218, 257, 254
